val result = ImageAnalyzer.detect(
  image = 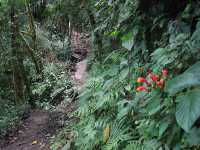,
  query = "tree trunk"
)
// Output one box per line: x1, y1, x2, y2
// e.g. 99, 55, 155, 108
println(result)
10, 1, 25, 104
86, 9, 103, 62
26, 0, 43, 74
11, 0, 36, 107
